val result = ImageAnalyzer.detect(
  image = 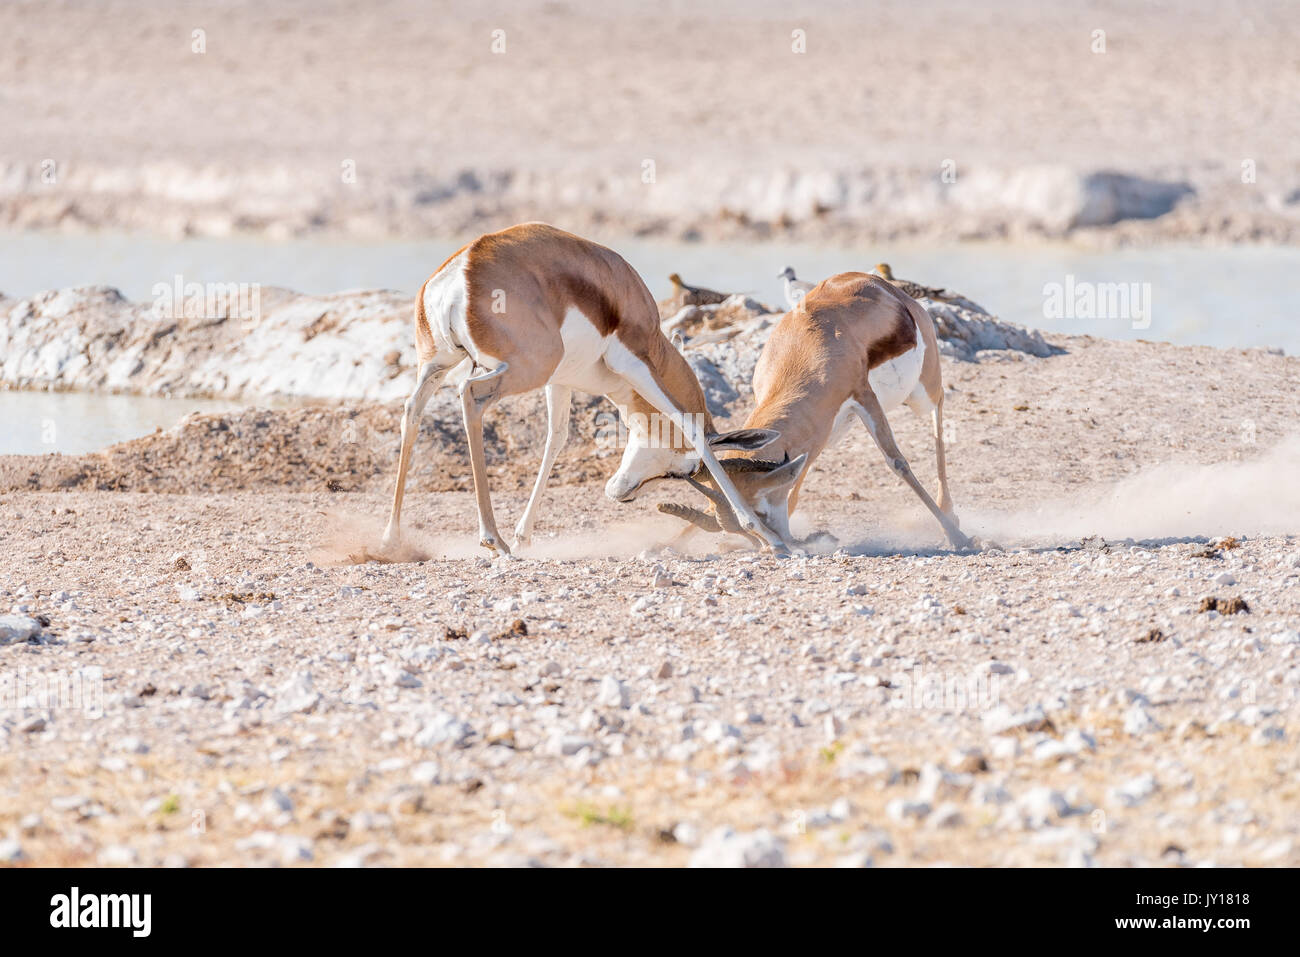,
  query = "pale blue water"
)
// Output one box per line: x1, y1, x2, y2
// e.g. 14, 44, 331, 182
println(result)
1, 231, 1295, 454
2, 231, 1295, 352
0, 390, 243, 455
